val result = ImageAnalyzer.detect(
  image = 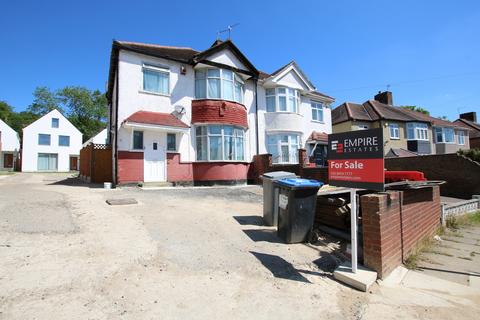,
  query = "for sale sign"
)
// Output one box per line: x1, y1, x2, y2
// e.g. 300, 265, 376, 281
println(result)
328, 128, 384, 191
